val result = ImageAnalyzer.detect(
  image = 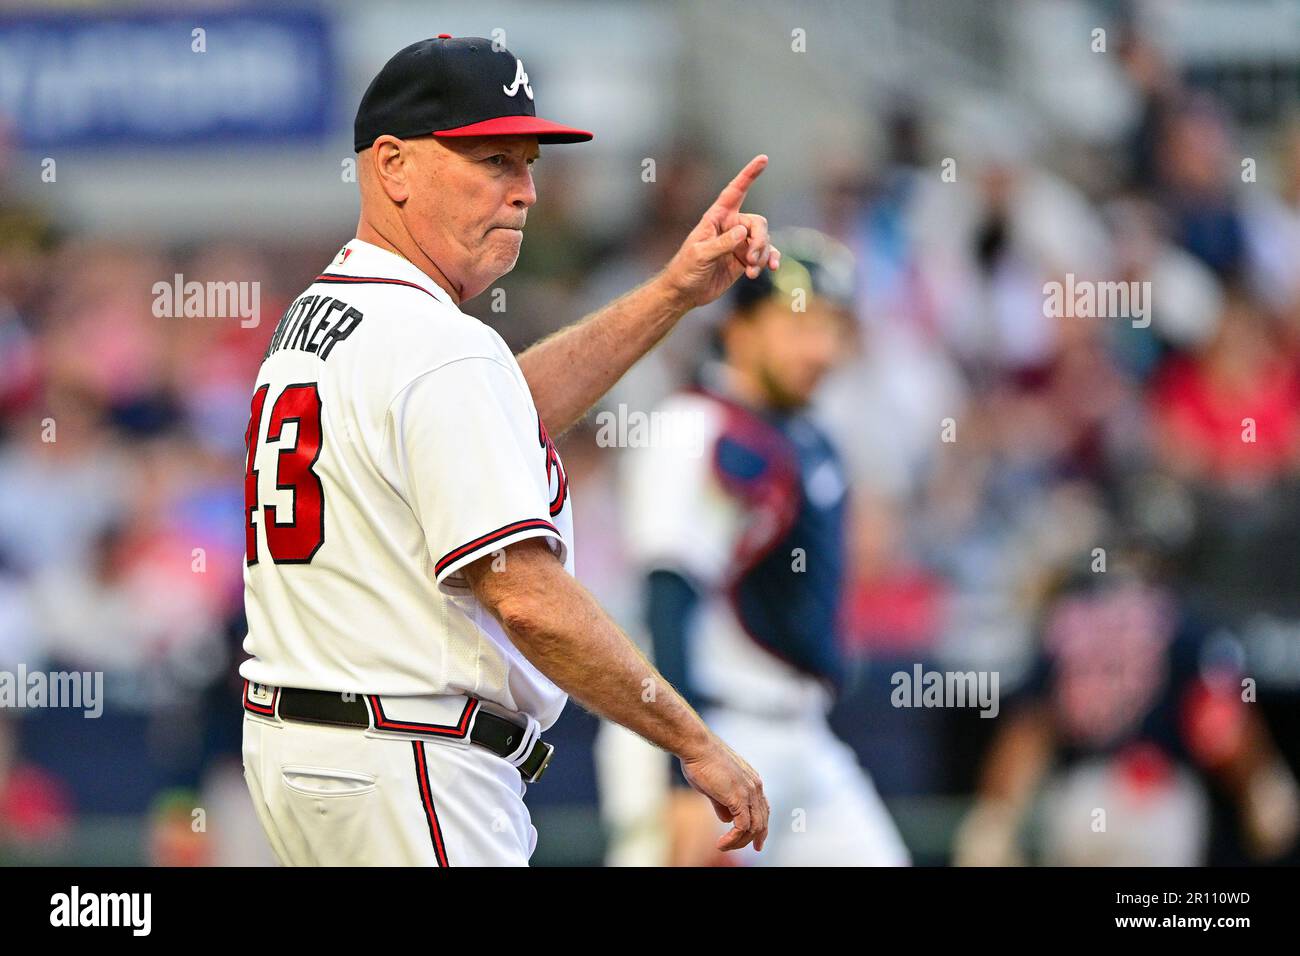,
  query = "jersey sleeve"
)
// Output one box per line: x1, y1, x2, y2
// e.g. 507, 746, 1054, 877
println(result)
620, 398, 744, 590
387, 356, 565, 593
